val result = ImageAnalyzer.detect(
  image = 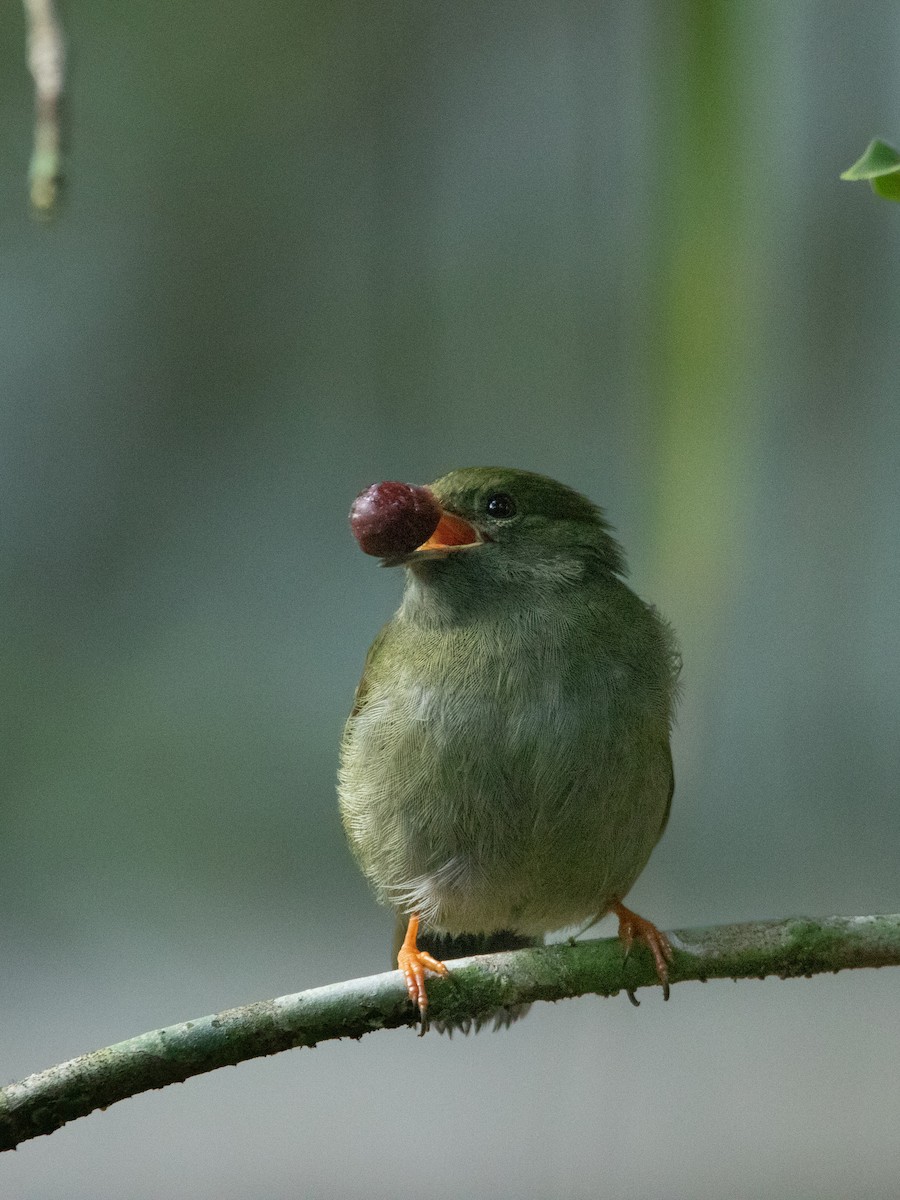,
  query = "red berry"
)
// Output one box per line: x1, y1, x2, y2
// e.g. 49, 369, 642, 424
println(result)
350, 482, 442, 557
